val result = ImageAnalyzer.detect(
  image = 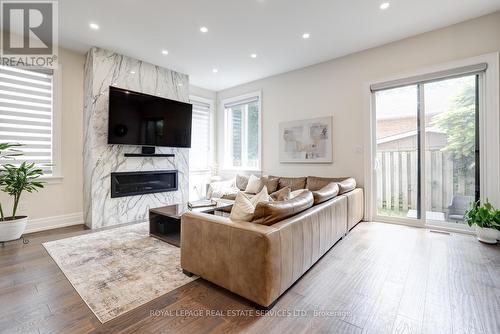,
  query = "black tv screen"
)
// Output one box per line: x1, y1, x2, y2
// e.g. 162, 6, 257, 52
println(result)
108, 86, 192, 148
